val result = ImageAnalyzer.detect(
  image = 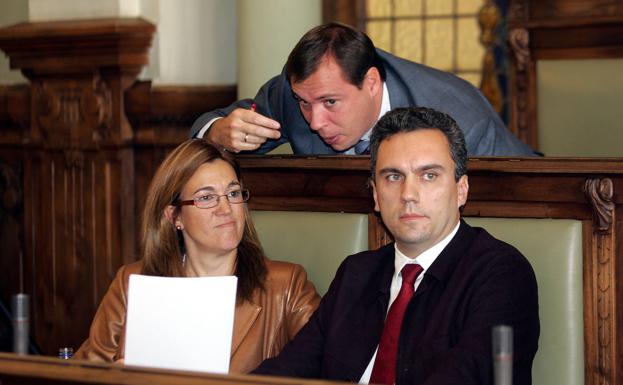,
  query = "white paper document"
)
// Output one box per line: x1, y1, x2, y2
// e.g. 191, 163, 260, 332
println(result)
124, 274, 237, 373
